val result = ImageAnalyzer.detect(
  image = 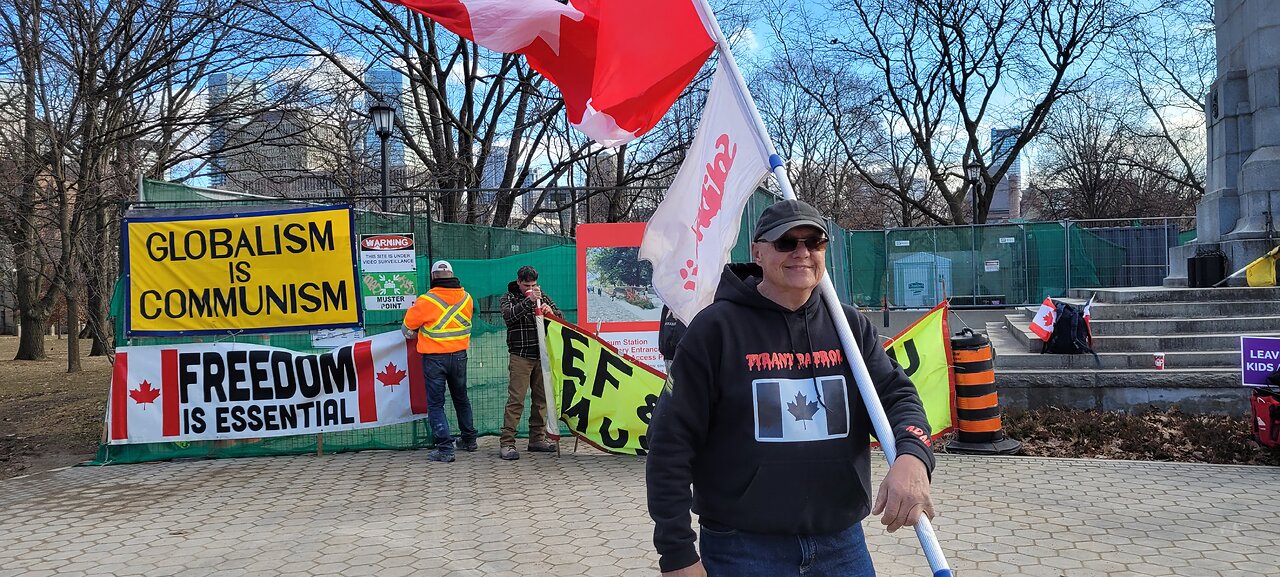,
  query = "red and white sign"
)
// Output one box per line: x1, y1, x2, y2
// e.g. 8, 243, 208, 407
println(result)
106, 332, 428, 445
361, 234, 414, 251
359, 233, 416, 273
639, 64, 772, 325
385, 0, 715, 146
